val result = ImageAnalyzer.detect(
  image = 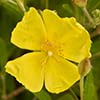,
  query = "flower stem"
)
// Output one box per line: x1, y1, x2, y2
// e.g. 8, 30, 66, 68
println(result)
45, 0, 49, 9
2, 87, 25, 100
80, 76, 84, 100
82, 7, 94, 25
7, 0, 17, 5
69, 88, 79, 100
1, 73, 7, 100
16, 0, 26, 12
90, 25, 100, 38
91, 52, 100, 61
